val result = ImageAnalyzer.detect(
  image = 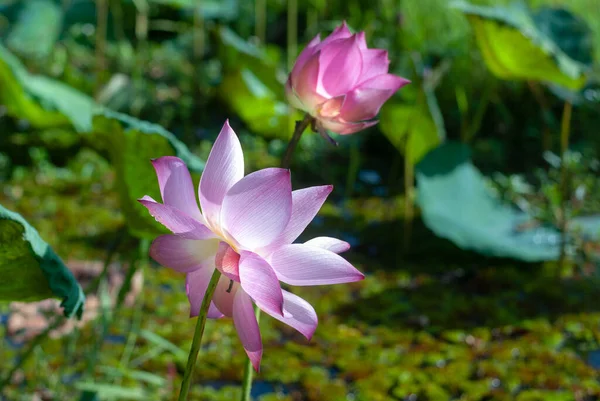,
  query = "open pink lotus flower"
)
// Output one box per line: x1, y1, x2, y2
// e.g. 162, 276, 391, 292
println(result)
286, 22, 410, 135
139, 121, 364, 371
